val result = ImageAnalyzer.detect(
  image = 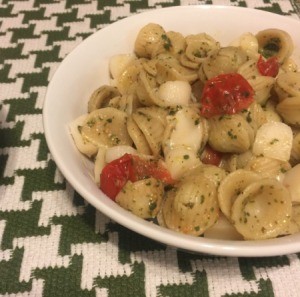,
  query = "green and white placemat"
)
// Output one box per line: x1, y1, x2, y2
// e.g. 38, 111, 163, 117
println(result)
1, 1, 300, 296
